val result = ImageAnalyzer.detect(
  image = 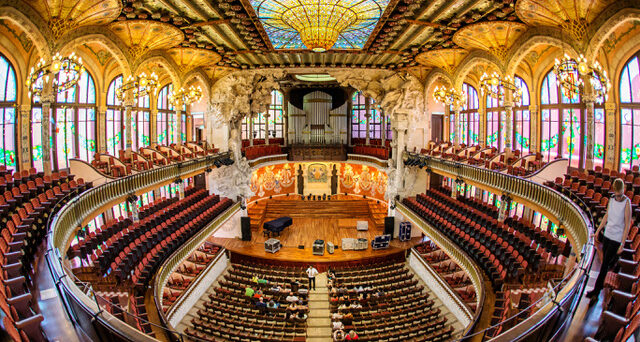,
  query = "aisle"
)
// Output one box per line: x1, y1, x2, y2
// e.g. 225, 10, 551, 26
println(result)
305, 273, 332, 342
